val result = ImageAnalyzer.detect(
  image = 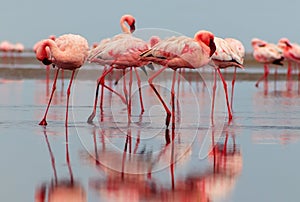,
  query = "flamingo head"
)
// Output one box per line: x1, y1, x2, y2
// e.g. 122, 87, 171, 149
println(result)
278, 38, 292, 49
120, 14, 136, 33
251, 38, 267, 47
36, 41, 52, 65
194, 30, 216, 57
